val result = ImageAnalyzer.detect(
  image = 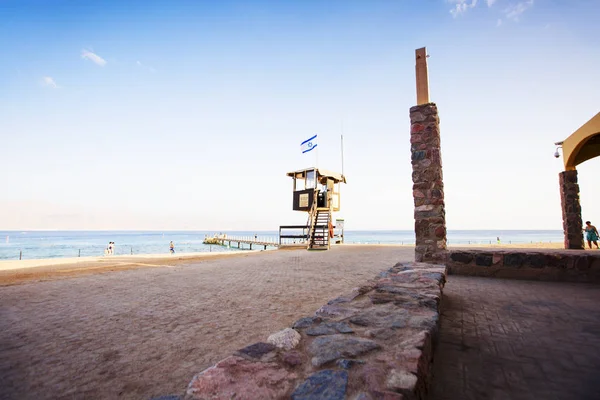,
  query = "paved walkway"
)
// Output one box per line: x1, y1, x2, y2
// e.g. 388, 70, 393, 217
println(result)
430, 276, 600, 400
0, 245, 412, 400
